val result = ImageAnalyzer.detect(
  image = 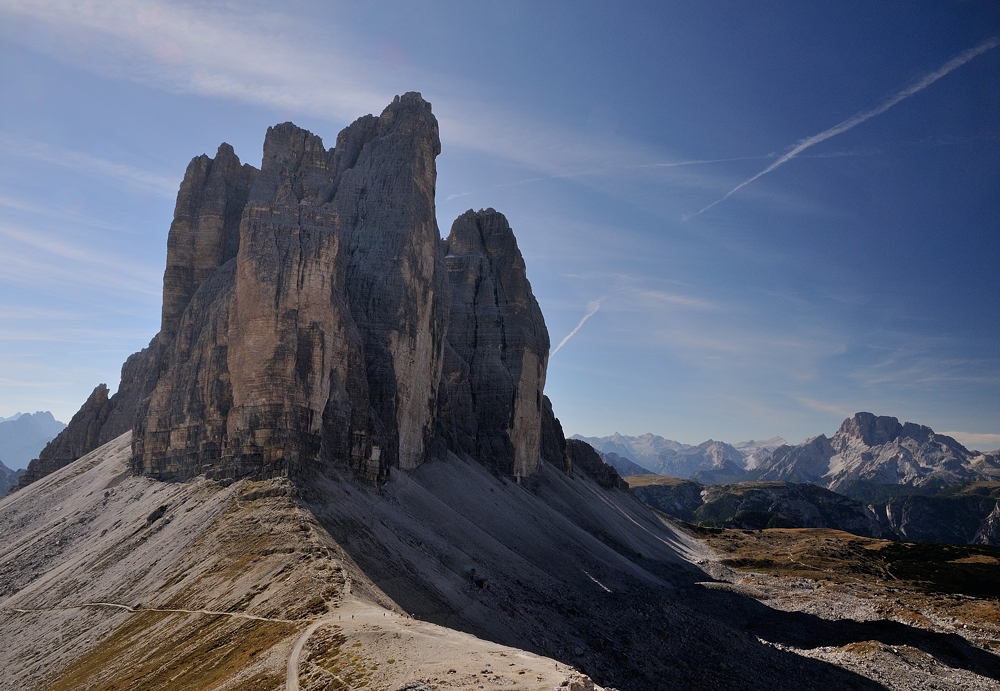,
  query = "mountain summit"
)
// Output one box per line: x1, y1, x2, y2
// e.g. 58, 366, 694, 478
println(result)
18, 93, 558, 491
753, 412, 1000, 492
